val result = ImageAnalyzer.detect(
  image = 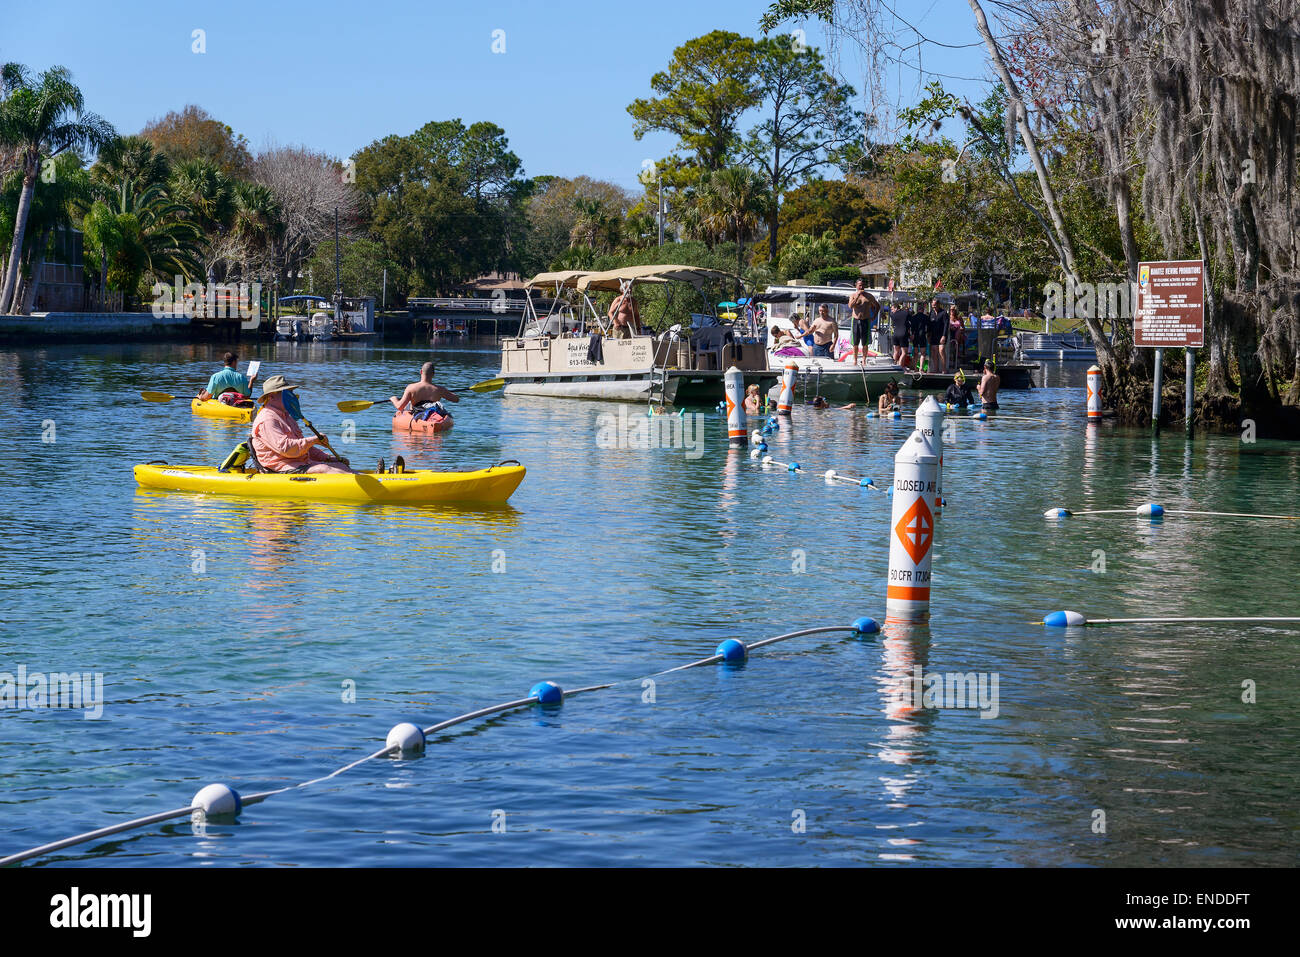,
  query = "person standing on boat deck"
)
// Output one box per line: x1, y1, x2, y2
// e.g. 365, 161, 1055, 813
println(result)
608, 290, 640, 339
978, 360, 1001, 410
810, 305, 838, 357
848, 280, 879, 366
947, 305, 964, 370
390, 362, 460, 413
909, 305, 929, 369
889, 304, 910, 363
197, 351, 256, 401
928, 300, 947, 373
252, 375, 355, 474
